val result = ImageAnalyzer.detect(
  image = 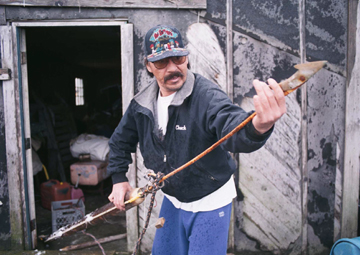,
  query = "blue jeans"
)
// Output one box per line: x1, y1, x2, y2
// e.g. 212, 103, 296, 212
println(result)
152, 196, 232, 255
